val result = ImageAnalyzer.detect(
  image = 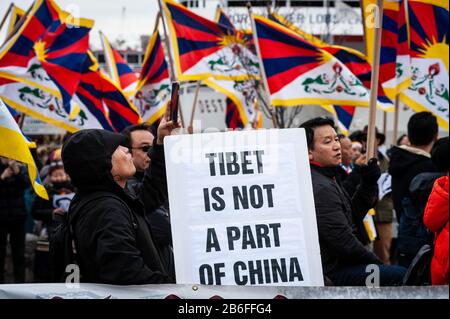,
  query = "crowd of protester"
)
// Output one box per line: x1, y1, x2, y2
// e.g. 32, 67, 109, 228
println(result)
0, 111, 448, 286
